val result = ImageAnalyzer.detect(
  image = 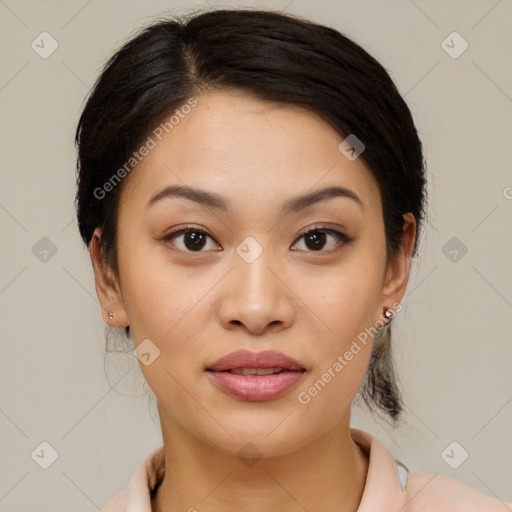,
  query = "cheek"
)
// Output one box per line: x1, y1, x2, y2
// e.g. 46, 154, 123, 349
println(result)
305, 262, 384, 353
116, 241, 218, 402
293, 272, 378, 400
116, 239, 209, 343
293, 257, 382, 414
